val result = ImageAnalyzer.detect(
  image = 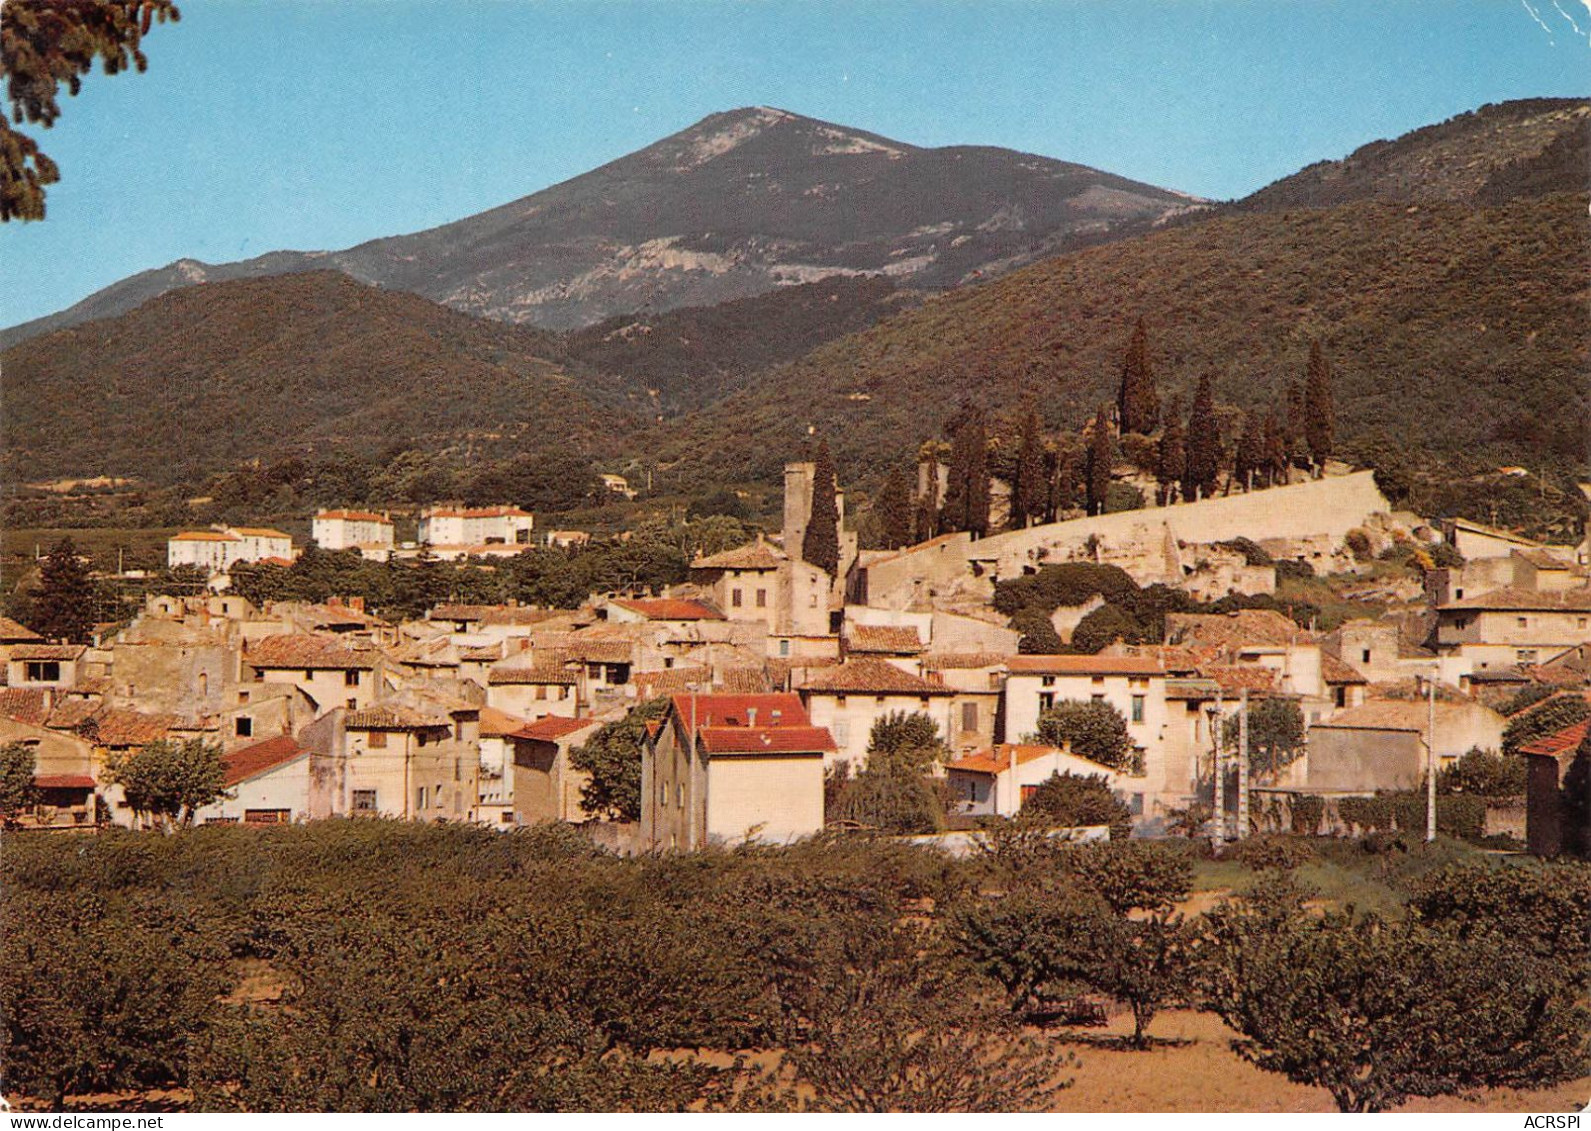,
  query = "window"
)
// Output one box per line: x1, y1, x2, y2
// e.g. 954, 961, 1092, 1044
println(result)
244, 809, 290, 825
417, 731, 428, 747
1041, 676, 1055, 688
1361, 649, 1371, 664
345, 670, 360, 687
304, 669, 314, 681
417, 786, 428, 810
346, 698, 358, 710
536, 685, 547, 701
1580, 618, 1589, 630
1517, 649, 1538, 663
235, 716, 253, 738
352, 789, 377, 811
454, 721, 464, 741
23, 661, 60, 683
661, 782, 669, 806
500, 811, 514, 823
756, 589, 767, 608
1131, 695, 1145, 723
238, 689, 251, 703
1517, 617, 1529, 629
1455, 588, 1464, 599
1091, 693, 1105, 703
779, 640, 790, 657
961, 702, 978, 732
676, 784, 685, 809
1038, 692, 1054, 712
732, 588, 743, 608
368, 730, 387, 749
833, 719, 851, 747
